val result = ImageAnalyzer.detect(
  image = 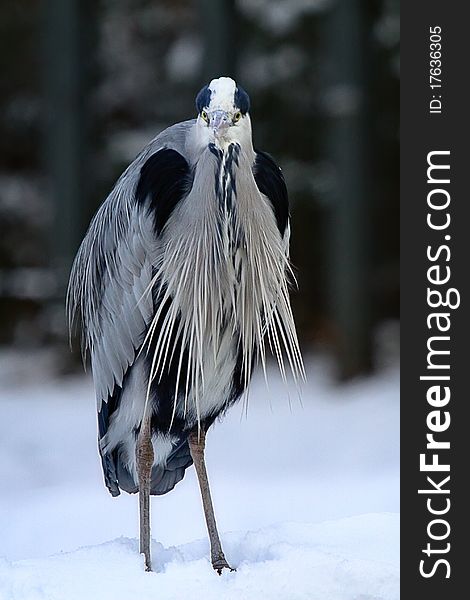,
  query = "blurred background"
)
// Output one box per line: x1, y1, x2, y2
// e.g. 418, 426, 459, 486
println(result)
0, 0, 399, 381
